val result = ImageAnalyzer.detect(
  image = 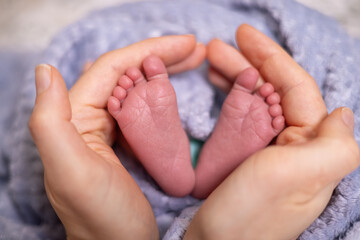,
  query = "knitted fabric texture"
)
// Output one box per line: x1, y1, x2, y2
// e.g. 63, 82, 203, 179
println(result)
1, 0, 360, 239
